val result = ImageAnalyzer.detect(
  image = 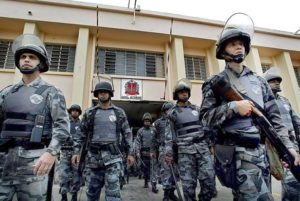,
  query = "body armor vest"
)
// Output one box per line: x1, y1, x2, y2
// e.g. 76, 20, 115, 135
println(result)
70, 120, 80, 136
174, 107, 203, 139
1, 85, 52, 139
141, 127, 153, 148
155, 117, 167, 144
276, 97, 294, 131
92, 109, 117, 142
223, 71, 263, 147
224, 72, 263, 131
